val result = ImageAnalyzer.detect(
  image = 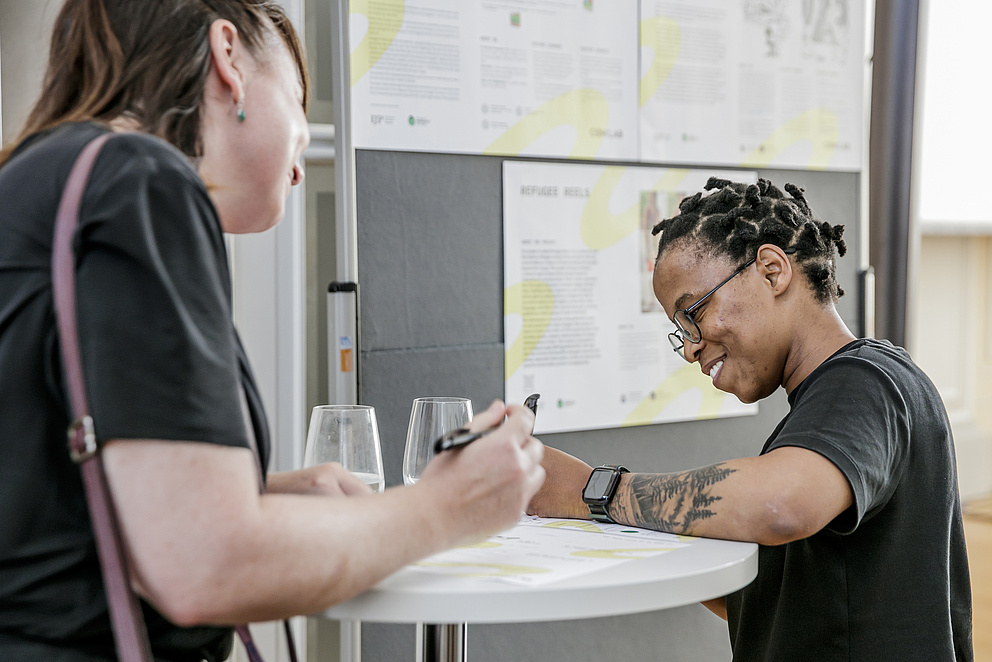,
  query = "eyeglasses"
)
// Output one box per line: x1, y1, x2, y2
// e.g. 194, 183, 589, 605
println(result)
668, 256, 757, 360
